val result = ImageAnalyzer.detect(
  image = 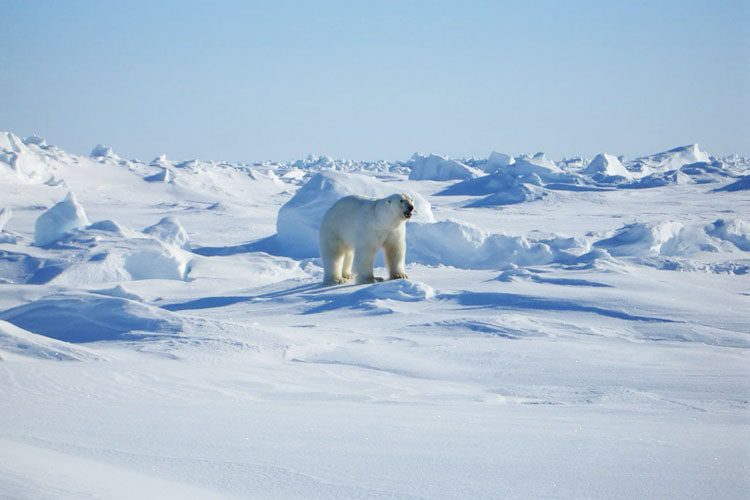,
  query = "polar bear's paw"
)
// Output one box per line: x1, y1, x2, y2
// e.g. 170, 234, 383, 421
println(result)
341, 272, 355, 281
325, 276, 348, 285
356, 276, 384, 285
390, 272, 409, 280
